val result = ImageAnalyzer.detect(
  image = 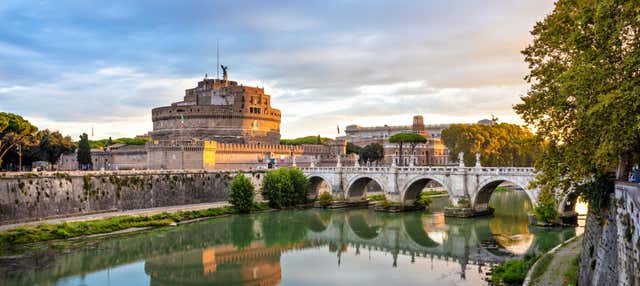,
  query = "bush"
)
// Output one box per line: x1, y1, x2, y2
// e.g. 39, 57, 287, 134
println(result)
262, 167, 310, 208
415, 191, 432, 207
229, 173, 255, 213
367, 194, 386, 201
533, 190, 557, 223
491, 254, 537, 285
318, 192, 333, 207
